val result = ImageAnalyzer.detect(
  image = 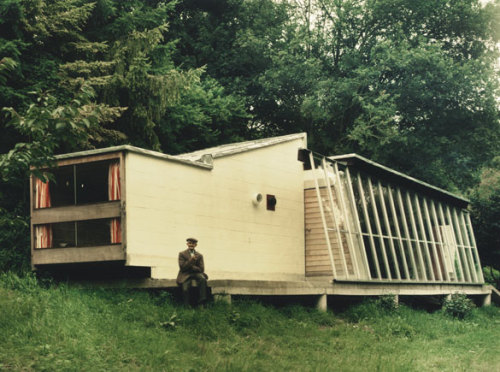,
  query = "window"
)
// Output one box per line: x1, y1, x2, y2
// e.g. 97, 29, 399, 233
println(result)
35, 218, 121, 249
35, 160, 120, 208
